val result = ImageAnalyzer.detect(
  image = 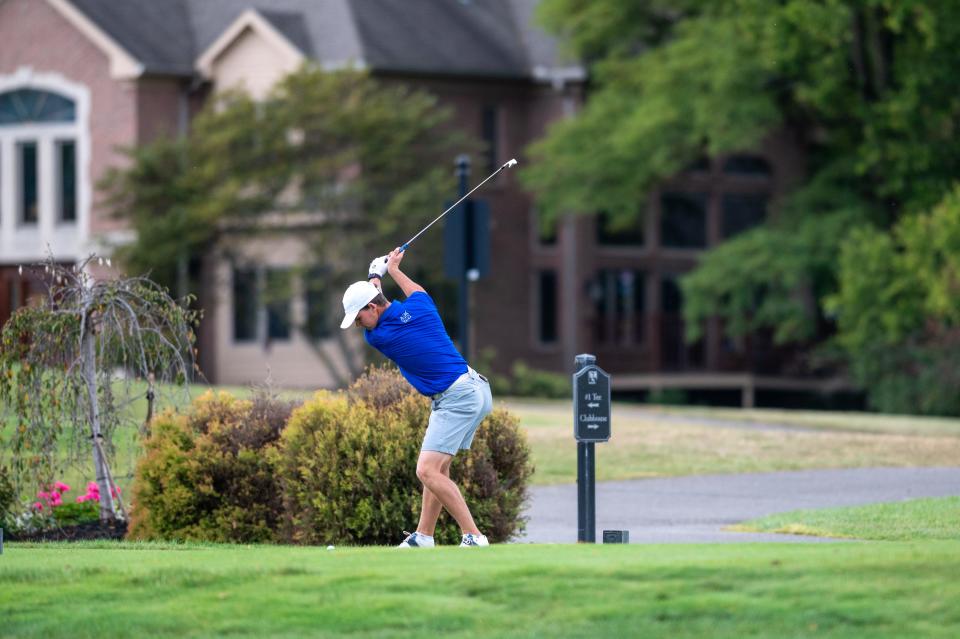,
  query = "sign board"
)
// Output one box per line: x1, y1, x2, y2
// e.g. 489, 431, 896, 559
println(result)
573, 364, 611, 442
